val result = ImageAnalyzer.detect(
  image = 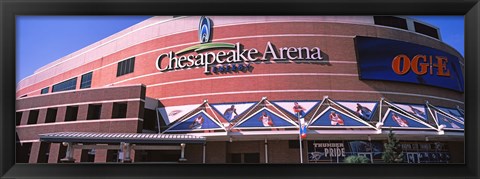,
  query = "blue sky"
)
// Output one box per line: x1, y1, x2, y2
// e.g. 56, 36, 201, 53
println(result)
16, 16, 464, 83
